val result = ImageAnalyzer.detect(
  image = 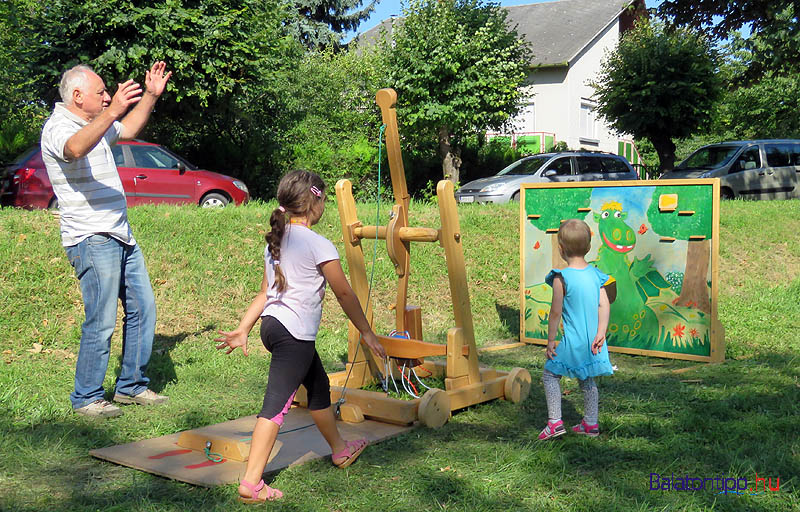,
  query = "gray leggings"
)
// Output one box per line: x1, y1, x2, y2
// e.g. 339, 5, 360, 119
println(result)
542, 369, 599, 425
